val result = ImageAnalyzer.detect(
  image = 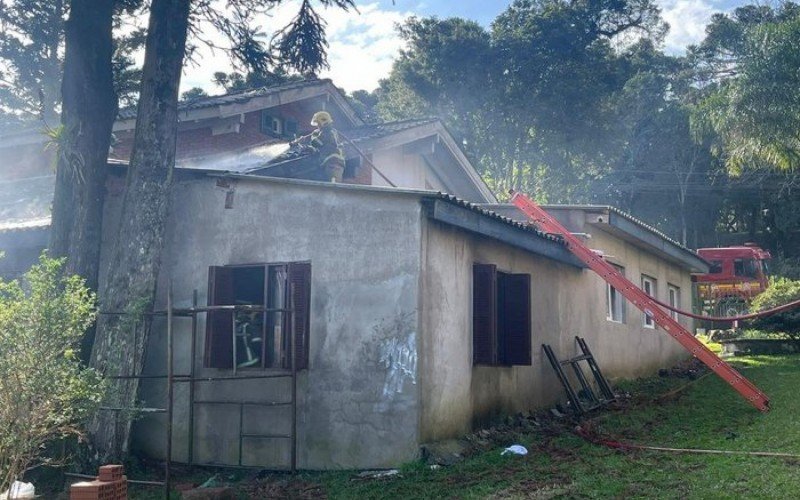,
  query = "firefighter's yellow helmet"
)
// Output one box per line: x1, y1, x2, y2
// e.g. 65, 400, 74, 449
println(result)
311, 111, 333, 127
